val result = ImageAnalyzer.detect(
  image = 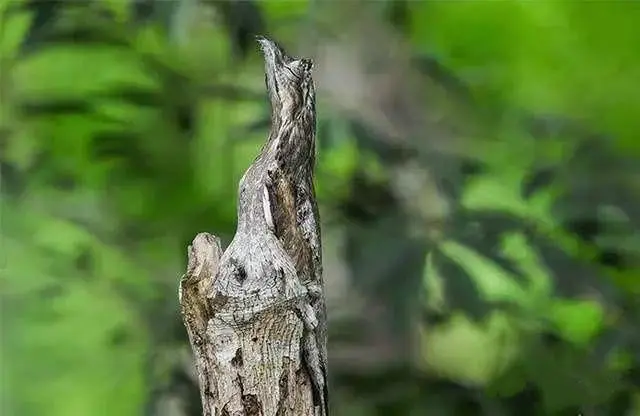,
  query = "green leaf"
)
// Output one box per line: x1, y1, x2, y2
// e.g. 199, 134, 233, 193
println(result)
423, 252, 446, 311
500, 232, 553, 303
100, 0, 131, 23
316, 135, 360, 202
439, 240, 527, 304
462, 167, 557, 227
0, 8, 31, 60
260, 0, 310, 22
525, 342, 619, 411
419, 311, 522, 386
2, 128, 39, 170
193, 98, 242, 215
14, 45, 158, 100
547, 298, 605, 346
